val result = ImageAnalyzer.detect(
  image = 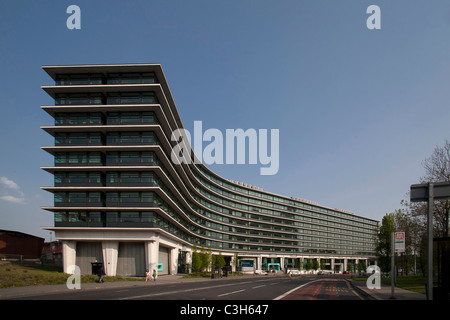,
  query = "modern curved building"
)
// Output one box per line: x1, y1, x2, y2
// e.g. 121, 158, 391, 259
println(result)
41, 64, 378, 276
